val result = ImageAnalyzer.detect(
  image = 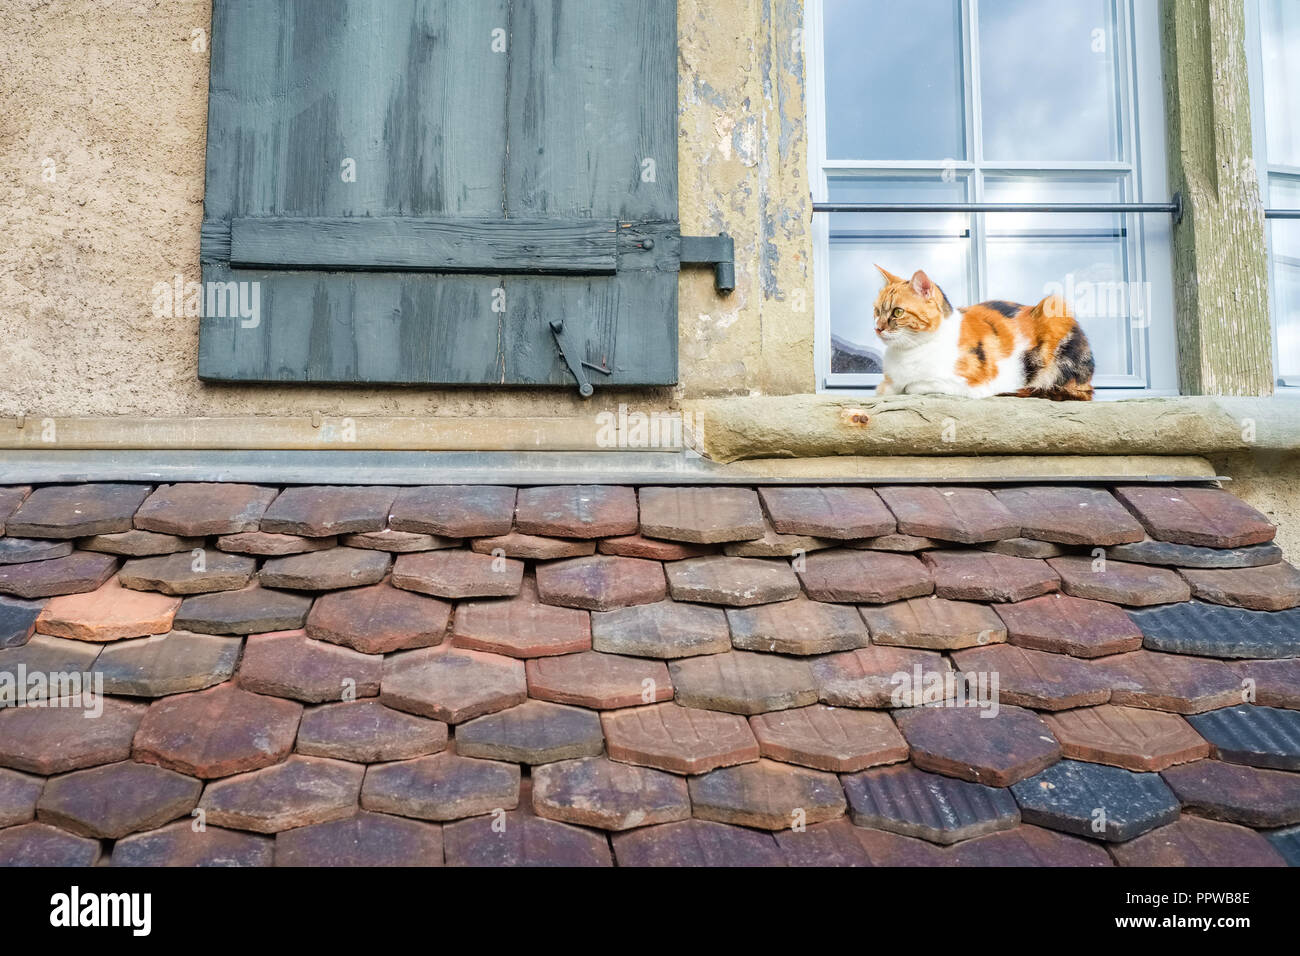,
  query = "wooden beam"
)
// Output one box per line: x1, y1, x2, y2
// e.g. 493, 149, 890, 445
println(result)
223, 217, 620, 273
